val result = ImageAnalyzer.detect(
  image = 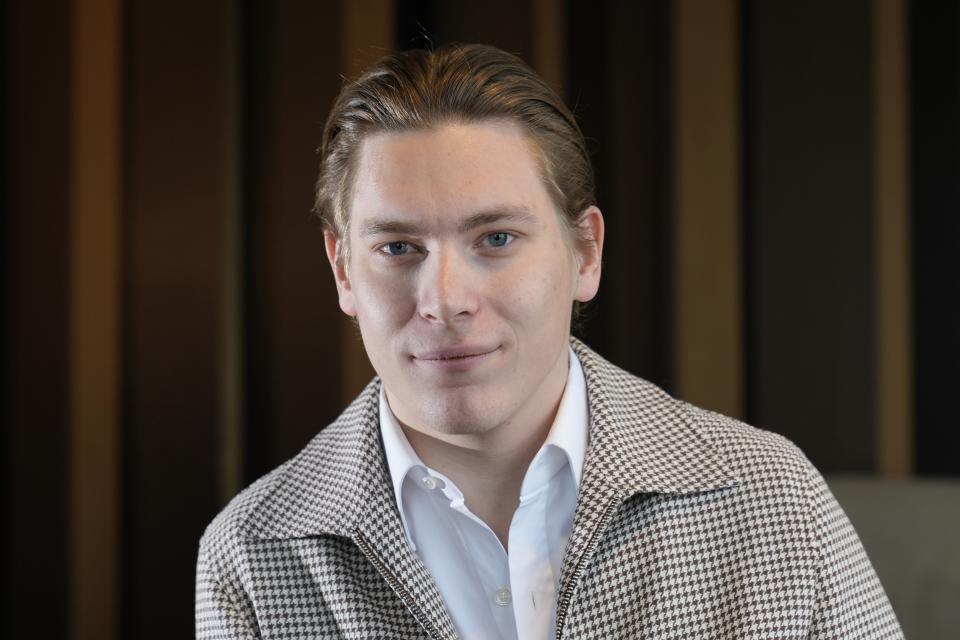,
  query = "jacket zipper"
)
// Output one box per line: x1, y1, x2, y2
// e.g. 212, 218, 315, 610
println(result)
554, 491, 624, 640
353, 531, 457, 640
